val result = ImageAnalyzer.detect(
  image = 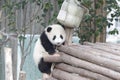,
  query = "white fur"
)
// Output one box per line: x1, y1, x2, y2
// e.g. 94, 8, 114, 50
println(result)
33, 39, 48, 66
33, 24, 66, 79
45, 24, 66, 46
33, 24, 66, 73
33, 24, 66, 65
